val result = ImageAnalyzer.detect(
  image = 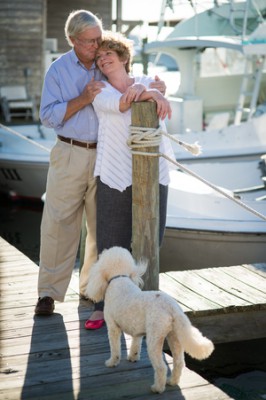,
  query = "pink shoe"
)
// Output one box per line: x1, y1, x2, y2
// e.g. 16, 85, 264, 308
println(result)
84, 318, 105, 330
